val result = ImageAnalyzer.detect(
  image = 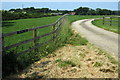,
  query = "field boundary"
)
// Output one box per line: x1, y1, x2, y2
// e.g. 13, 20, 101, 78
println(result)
2, 14, 68, 57
102, 16, 120, 26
